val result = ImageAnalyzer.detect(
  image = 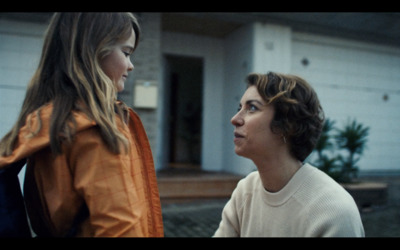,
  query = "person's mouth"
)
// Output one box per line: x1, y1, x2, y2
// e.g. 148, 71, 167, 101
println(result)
234, 132, 244, 143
